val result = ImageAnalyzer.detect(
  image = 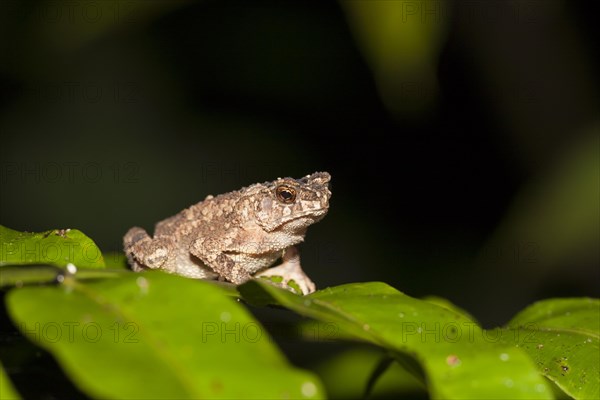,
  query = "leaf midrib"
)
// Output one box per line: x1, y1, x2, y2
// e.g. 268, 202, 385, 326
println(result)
514, 324, 599, 340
